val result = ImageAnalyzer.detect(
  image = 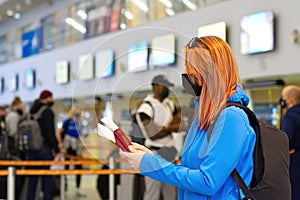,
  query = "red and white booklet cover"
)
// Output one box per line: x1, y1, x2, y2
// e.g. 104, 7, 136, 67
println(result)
98, 117, 132, 152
